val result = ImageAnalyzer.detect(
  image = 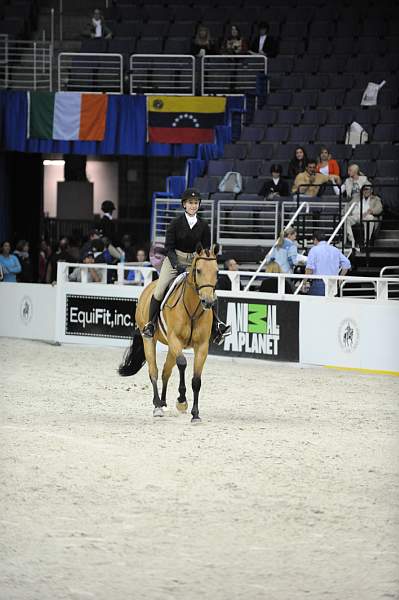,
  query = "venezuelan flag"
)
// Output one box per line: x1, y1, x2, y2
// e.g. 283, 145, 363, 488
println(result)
147, 96, 226, 144
28, 92, 108, 141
